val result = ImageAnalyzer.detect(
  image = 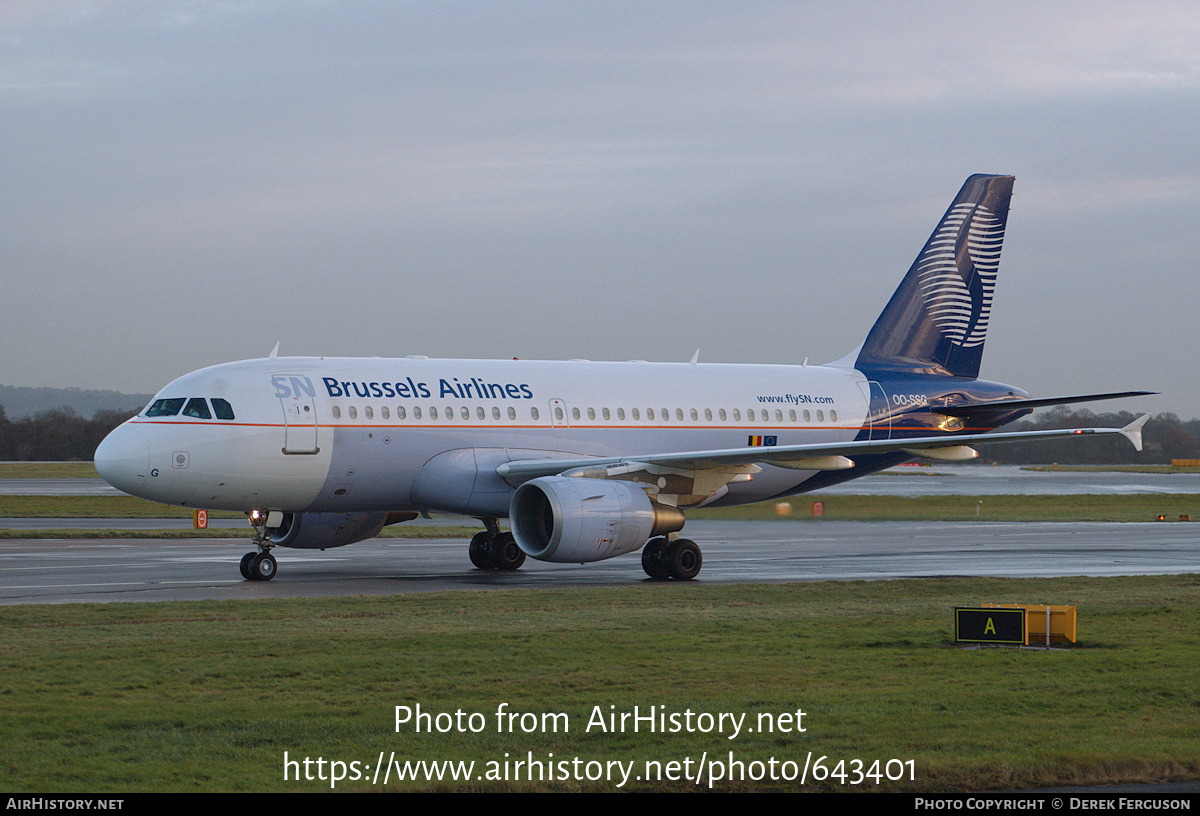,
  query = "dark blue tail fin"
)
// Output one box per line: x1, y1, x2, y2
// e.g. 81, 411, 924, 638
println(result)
855, 174, 1014, 379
